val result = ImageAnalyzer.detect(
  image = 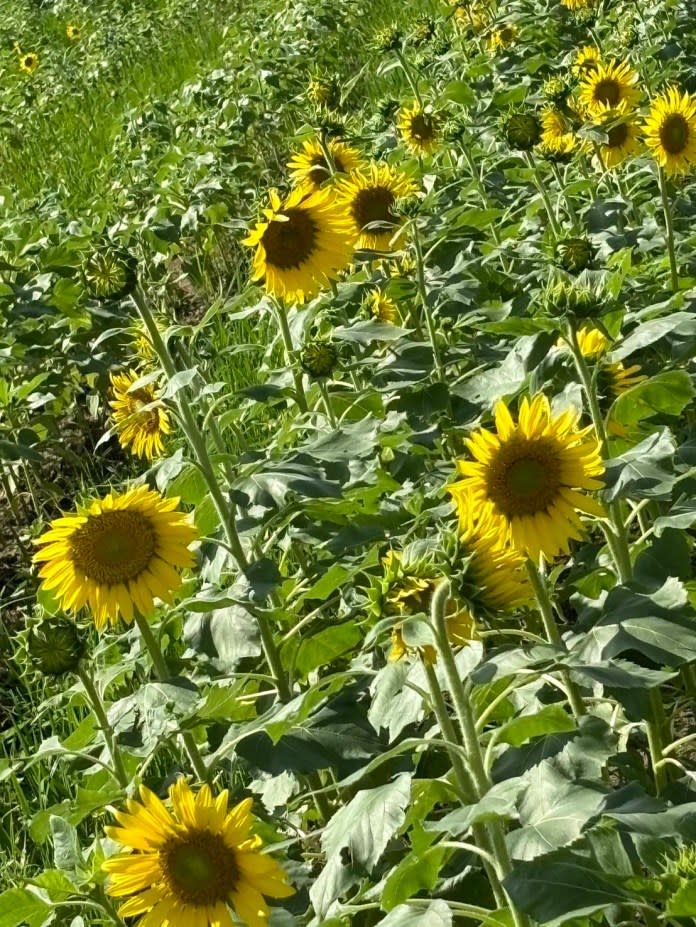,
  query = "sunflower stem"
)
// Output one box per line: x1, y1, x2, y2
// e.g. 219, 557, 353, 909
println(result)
133, 611, 210, 783
646, 687, 669, 795
77, 665, 129, 789
549, 160, 579, 228
271, 298, 309, 413
413, 224, 446, 382
317, 379, 338, 428
523, 151, 562, 237
395, 50, 423, 107
525, 560, 586, 720
658, 166, 679, 293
